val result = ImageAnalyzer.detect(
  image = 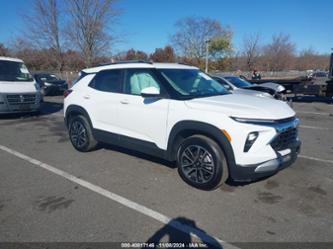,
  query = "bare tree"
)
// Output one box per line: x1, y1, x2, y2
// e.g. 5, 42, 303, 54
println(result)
295, 48, 330, 70
262, 33, 296, 71
243, 33, 261, 71
124, 49, 148, 61
66, 0, 119, 67
171, 17, 232, 60
23, 0, 64, 71
150, 46, 176, 62
0, 43, 10, 56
